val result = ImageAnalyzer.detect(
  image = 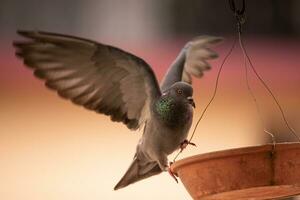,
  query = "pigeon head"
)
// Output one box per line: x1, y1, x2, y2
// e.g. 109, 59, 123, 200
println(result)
164, 82, 195, 108
155, 81, 195, 124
